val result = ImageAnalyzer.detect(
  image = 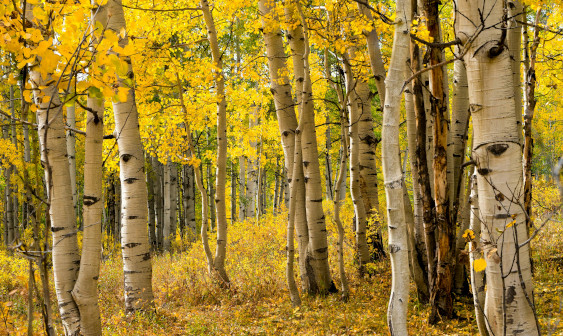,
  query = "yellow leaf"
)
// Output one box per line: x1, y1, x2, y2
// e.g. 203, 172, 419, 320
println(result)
116, 87, 129, 102
473, 258, 487, 272
506, 220, 516, 228
462, 229, 475, 240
